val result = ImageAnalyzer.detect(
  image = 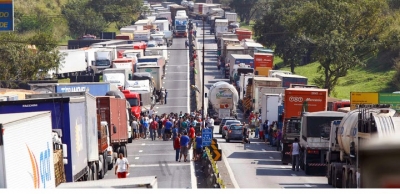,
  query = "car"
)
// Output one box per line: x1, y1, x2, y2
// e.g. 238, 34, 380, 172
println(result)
225, 124, 244, 142
218, 117, 236, 134
222, 120, 241, 138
